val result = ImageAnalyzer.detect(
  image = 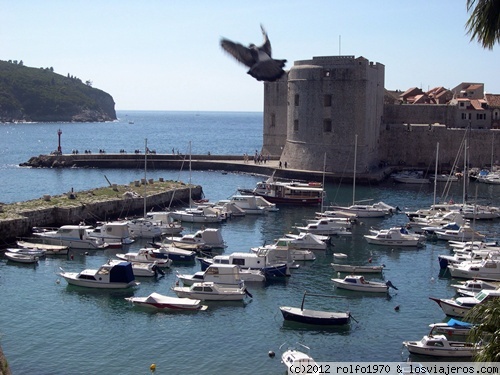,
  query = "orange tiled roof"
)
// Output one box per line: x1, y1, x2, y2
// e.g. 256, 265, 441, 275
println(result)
486, 94, 500, 107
